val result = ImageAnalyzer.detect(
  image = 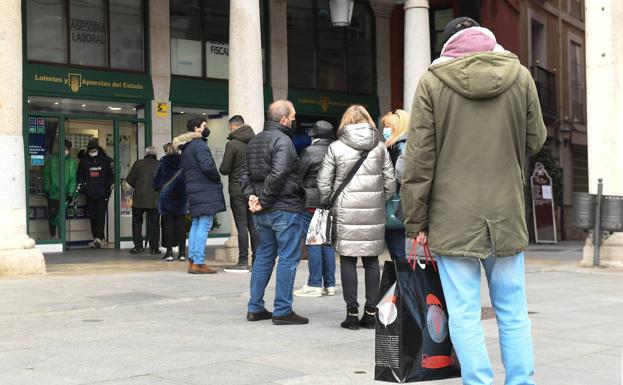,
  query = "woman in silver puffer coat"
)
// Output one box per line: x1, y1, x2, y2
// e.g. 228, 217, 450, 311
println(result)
317, 105, 396, 330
